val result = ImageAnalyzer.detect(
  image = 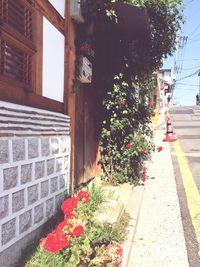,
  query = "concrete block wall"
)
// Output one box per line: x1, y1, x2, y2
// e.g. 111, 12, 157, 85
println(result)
0, 101, 70, 263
